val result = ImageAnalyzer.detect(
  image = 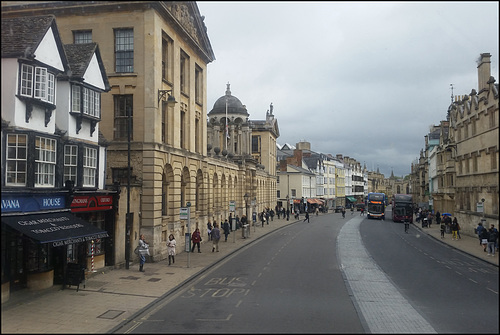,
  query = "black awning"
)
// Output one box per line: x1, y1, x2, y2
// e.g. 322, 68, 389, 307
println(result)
2, 211, 109, 246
